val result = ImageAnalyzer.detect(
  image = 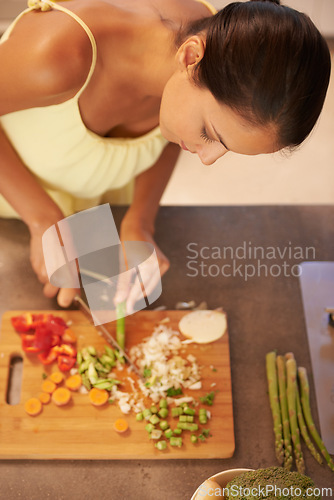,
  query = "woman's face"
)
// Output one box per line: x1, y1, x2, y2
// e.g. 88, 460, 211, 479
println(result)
159, 38, 279, 164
